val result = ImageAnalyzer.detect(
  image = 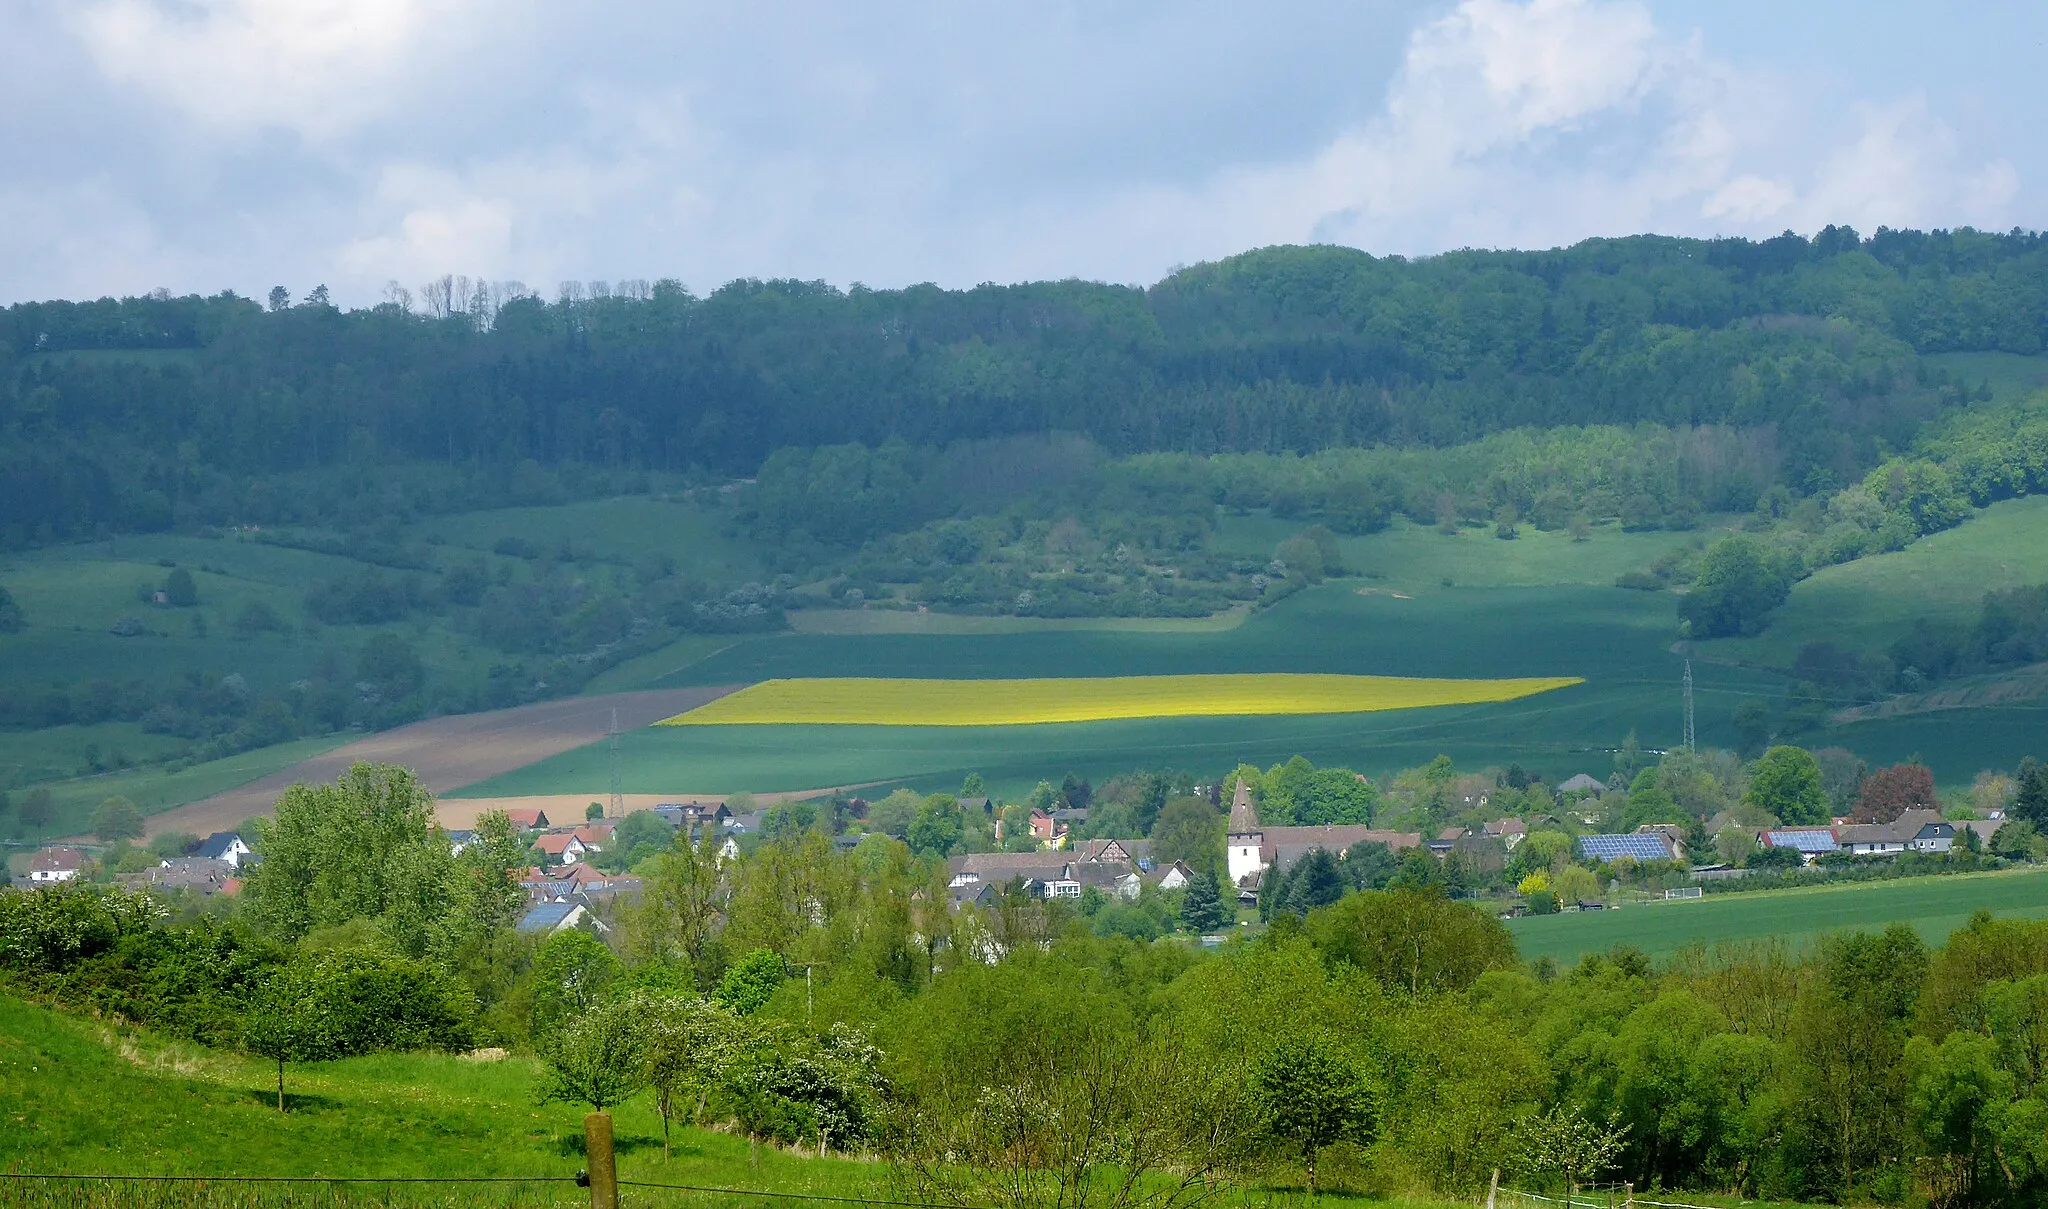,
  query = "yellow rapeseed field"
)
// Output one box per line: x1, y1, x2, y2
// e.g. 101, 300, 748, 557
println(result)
660, 673, 1581, 727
